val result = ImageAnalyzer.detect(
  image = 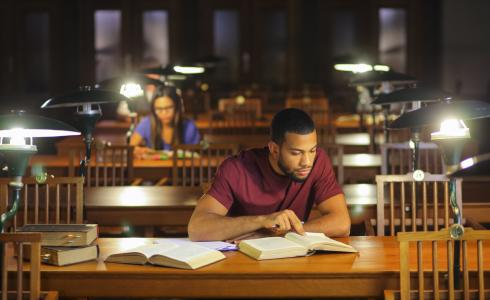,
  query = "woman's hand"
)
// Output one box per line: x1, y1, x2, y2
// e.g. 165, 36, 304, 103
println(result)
134, 146, 153, 158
